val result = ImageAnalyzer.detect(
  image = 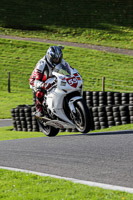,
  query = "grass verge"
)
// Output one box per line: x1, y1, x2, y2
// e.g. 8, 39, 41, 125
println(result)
0, 25, 133, 50
0, 124, 133, 141
0, 92, 33, 119
0, 169, 133, 200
